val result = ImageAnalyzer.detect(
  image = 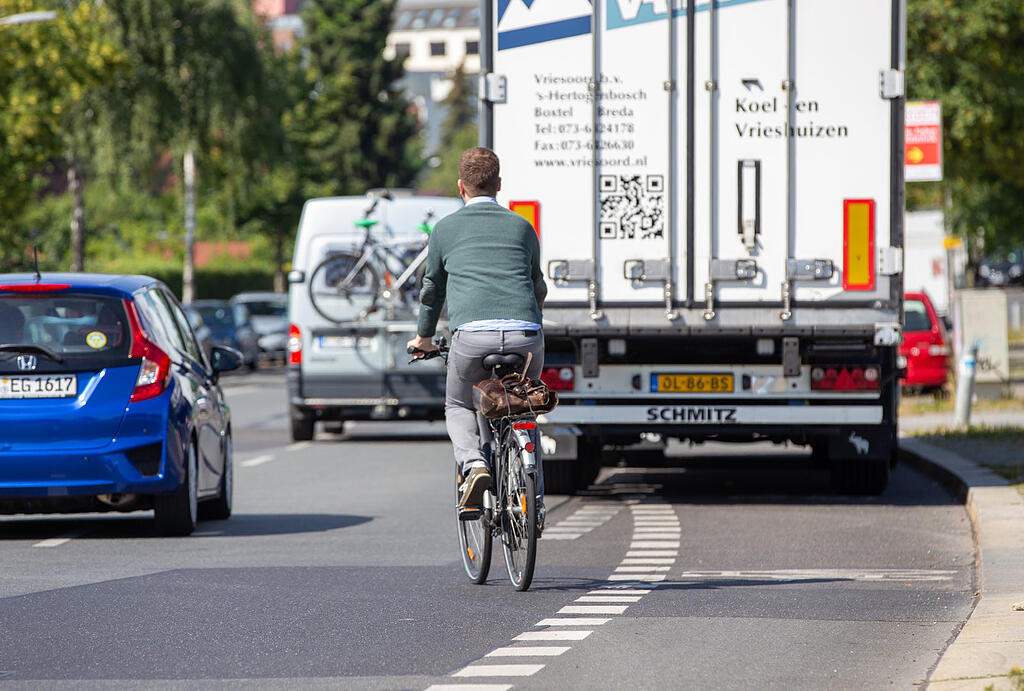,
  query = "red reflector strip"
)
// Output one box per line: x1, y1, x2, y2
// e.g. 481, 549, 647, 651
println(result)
513, 422, 536, 430
0, 283, 71, 292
